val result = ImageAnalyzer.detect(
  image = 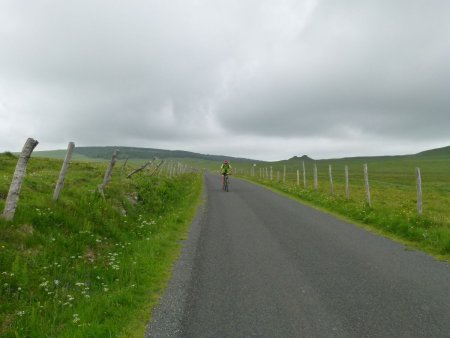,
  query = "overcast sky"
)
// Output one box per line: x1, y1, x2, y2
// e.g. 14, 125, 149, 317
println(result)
1, 0, 449, 160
